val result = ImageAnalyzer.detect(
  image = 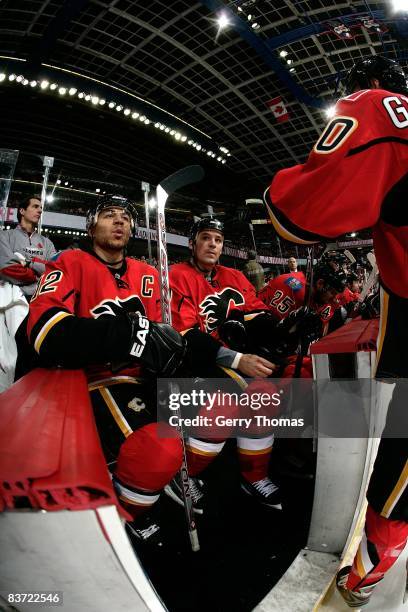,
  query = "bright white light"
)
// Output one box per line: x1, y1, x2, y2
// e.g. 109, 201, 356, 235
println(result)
30, 80, 37, 87
289, 67, 296, 73
16, 75, 23, 83
222, 160, 226, 164
175, 132, 181, 140
116, 105, 123, 111
154, 122, 160, 128
160, 125, 165, 130
69, 87, 77, 95
78, 92, 84, 99
99, 99, 105, 105
85, 94, 91, 101
58, 87, 67, 95
39, 80, 49, 90
170, 129, 175, 136
124, 108, 131, 115
149, 198, 157, 209
45, 194, 54, 203
252, 22, 259, 28
391, 0, 408, 11
131, 112, 139, 119
287, 59, 293, 65
96, 188, 100, 193
279, 50, 288, 58
237, 6, 242, 11
350, 232, 357, 237
164, 127, 170, 133
56, 179, 61, 184
196, 144, 202, 151
108, 101, 115, 108
217, 156, 222, 161
181, 135, 187, 142
64, 181, 69, 186
91, 96, 99, 104
50, 83, 58, 90
247, 14, 252, 20
217, 13, 230, 29
144, 118, 150, 124
9, 74, 16, 81
0, 73, 6, 82
139, 115, 146, 121
22, 79, 29, 86
325, 105, 336, 119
